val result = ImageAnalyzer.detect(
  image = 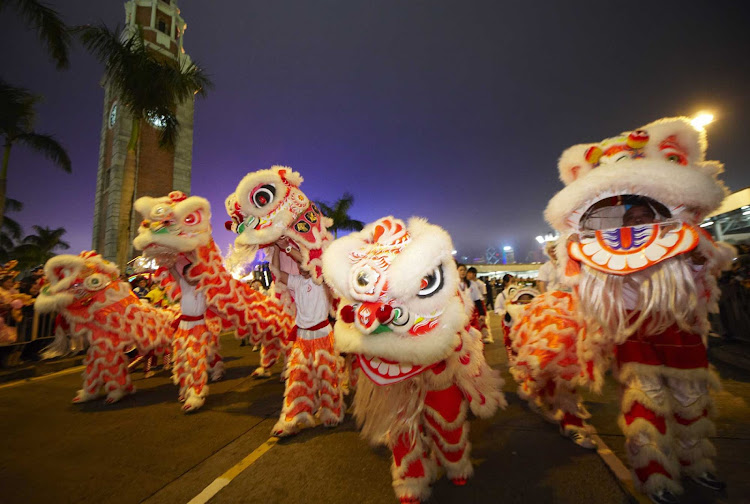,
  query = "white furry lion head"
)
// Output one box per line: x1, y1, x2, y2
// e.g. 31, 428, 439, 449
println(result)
323, 216, 464, 385
545, 117, 727, 277
226, 165, 333, 280
35, 251, 121, 313
133, 191, 212, 262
